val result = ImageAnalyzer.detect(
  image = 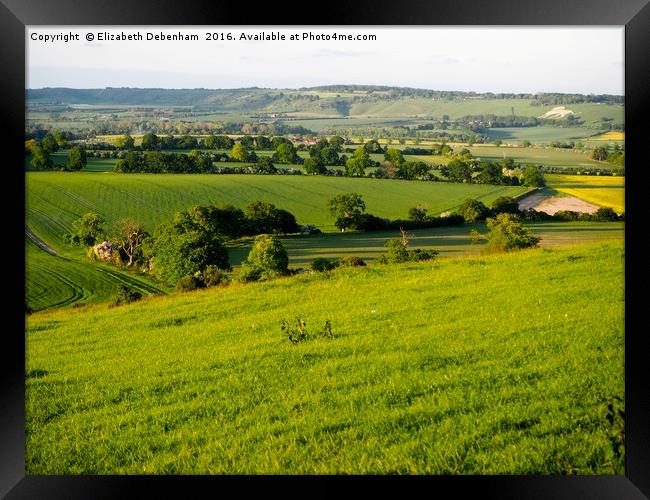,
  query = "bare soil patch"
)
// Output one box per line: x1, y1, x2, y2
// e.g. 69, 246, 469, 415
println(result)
517, 191, 599, 215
